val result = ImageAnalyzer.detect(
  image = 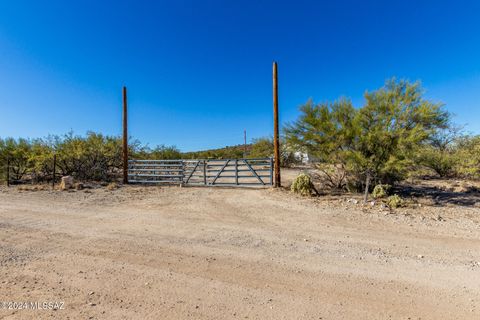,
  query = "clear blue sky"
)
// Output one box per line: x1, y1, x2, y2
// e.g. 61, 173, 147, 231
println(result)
1, 0, 479, 151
